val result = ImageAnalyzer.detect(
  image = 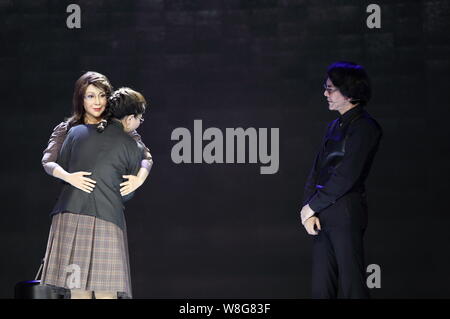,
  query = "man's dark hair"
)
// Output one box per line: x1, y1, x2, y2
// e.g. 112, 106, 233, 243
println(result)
108, 87, 146, 119
326, 61, 371, 106
96, 87, 146, 133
